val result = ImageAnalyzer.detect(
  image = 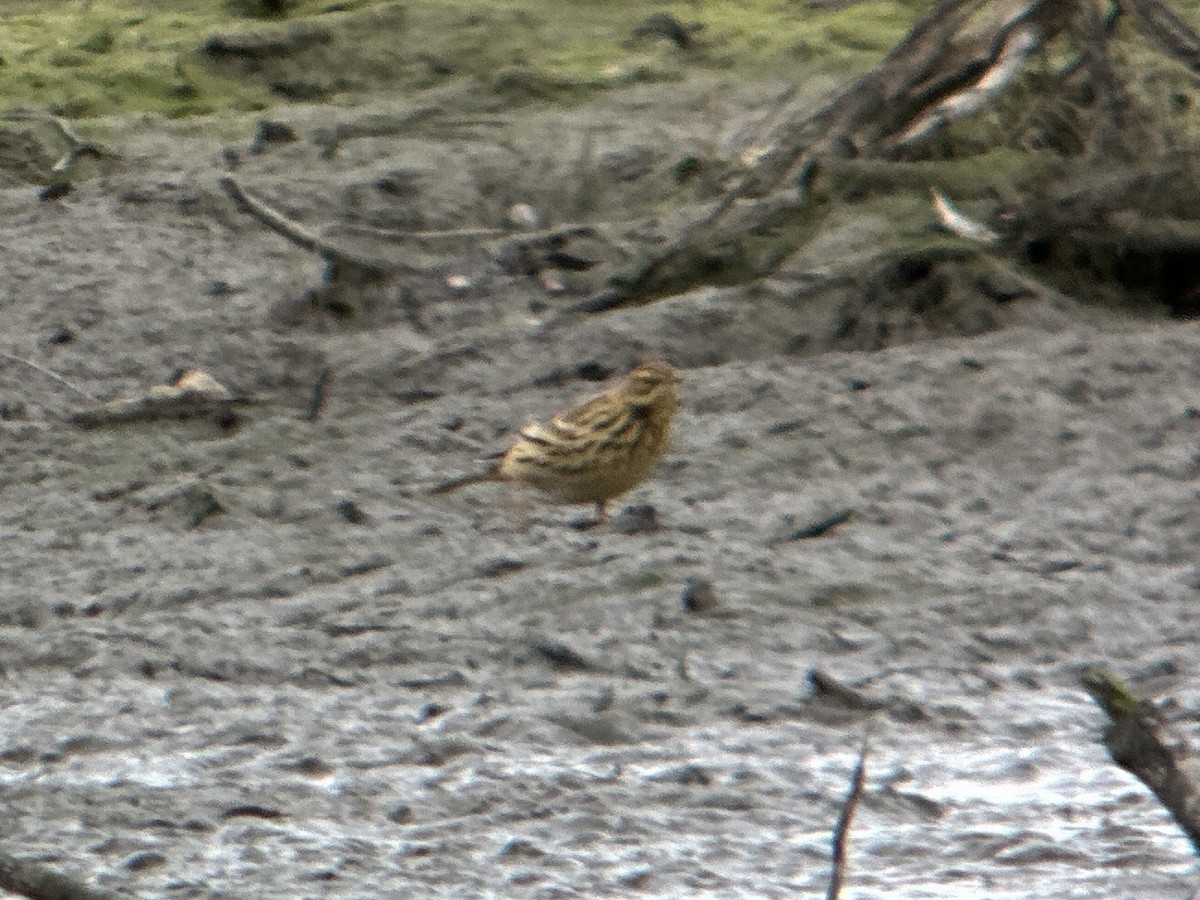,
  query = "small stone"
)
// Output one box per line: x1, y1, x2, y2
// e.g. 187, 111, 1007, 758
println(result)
612, 504, 658, 535
498, 838, 544, 859
631, 12, 697, 48
682, 578, 717, 614
0, 401, 26, 421
648, 763, 712, 786
416, 703, 448, 723
285, 756, 333, 778
506, 202, 540, 230
475, 557, 526, 578
616, 868, 654, 889
335, 496, 369, 525
532, 641, 592, 672
39, 181, 72, 202
206, 280, 241, 297
575, 361, 610, 382
182, 482, 224, 528
122, 852, 167, 872
386, 804, 413, 825
249, 120, 298, 155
